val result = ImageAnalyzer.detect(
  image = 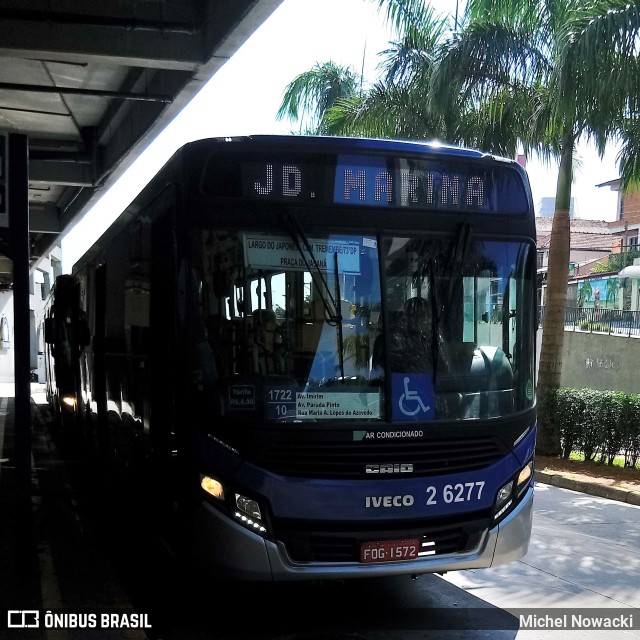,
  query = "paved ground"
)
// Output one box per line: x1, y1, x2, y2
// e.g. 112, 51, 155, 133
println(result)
2, 383, 640, 638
